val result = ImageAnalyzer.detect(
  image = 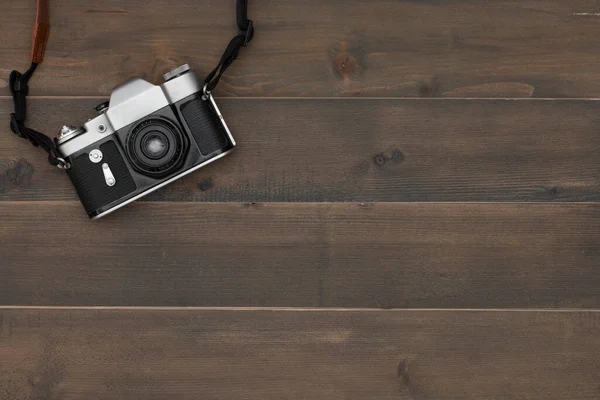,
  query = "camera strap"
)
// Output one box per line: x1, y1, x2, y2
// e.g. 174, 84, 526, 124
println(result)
205, 0, 254, 93
9, 0, 254, 169
8, 0, 66, 168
